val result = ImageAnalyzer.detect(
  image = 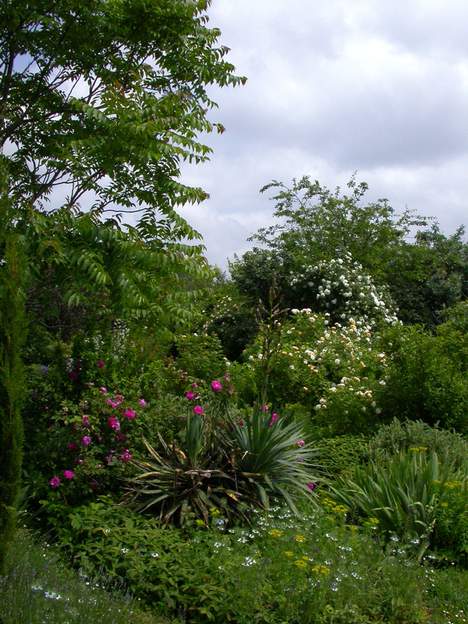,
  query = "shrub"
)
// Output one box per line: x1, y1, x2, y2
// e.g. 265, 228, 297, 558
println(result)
330, 449, 466, 562
239, 310, 390, 435
316, 435, 370, 478
378, 323, 468, 433
126, 383, 319, 525
368, 419, 468, 472
50, 498, 466, 624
